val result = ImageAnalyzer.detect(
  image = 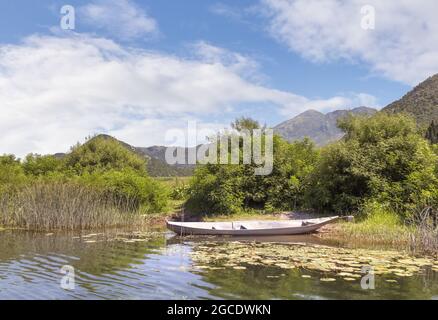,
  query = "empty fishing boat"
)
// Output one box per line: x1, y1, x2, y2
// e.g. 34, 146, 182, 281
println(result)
166, 216, 339, 236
